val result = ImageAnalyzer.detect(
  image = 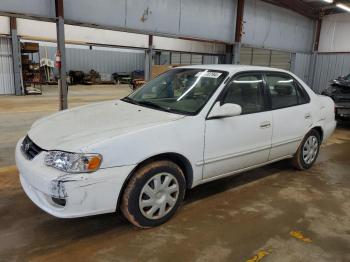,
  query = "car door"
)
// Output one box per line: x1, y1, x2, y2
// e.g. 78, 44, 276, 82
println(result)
203, 73, 273, 180
264, 72, 313, 160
